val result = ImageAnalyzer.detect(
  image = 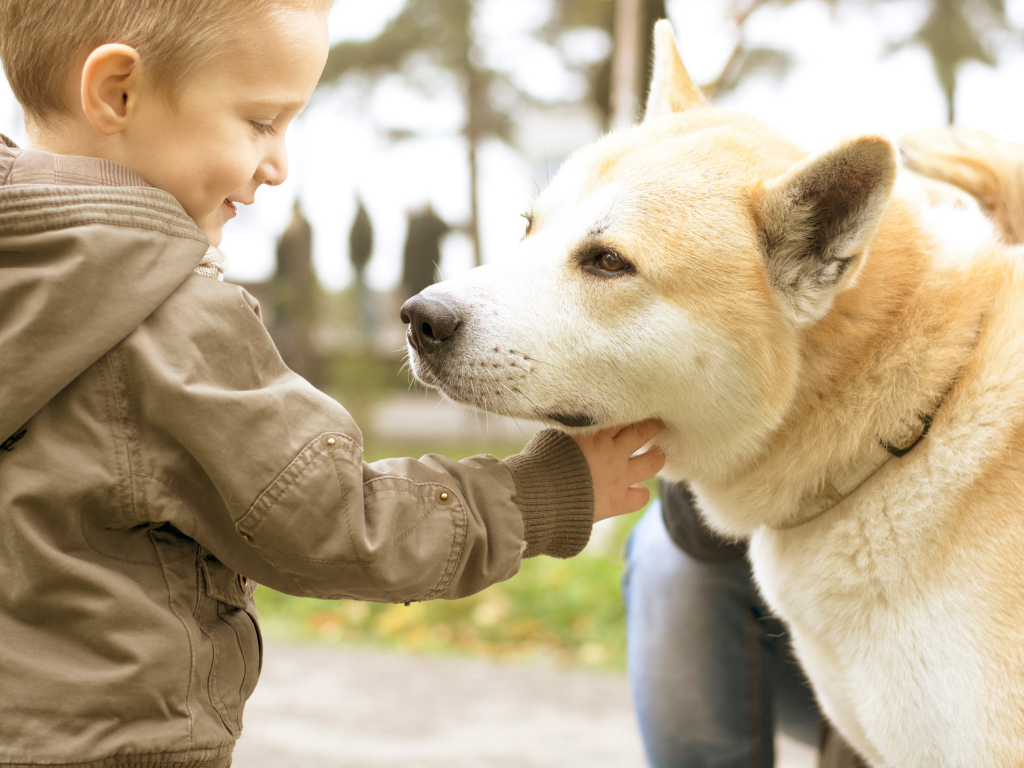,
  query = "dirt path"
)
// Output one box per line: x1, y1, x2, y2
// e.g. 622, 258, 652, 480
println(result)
233, 641, 816, 768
